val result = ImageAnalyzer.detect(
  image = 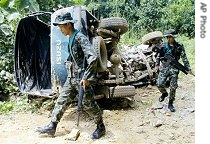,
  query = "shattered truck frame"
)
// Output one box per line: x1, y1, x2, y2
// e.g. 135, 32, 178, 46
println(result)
14, 6, 160, 100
